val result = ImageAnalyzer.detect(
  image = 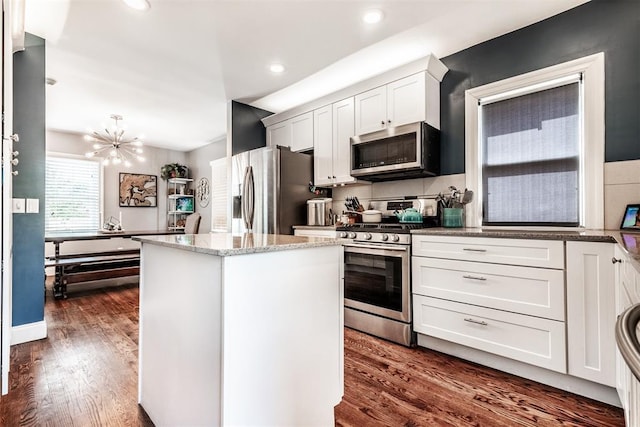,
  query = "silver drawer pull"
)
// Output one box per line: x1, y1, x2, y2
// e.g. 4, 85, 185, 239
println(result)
463, 275, 487, 281
464, 318, 488, 326
463, 248, 487, 252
